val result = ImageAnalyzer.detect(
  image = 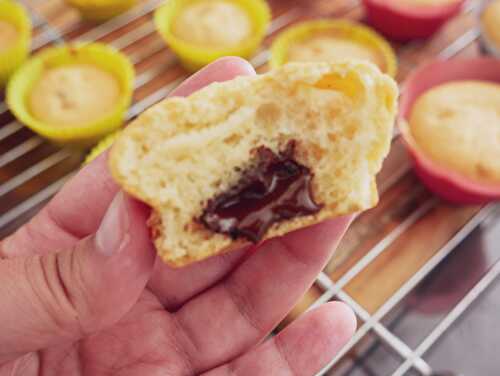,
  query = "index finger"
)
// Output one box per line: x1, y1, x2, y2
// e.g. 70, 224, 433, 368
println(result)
0, 57, 256, 257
